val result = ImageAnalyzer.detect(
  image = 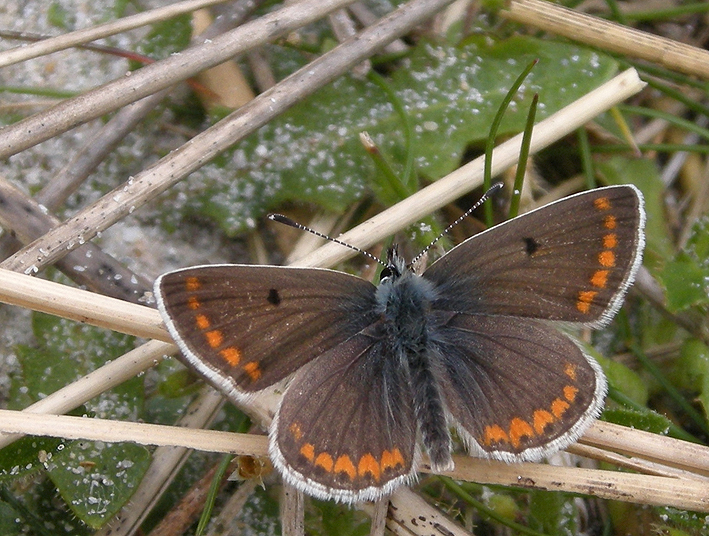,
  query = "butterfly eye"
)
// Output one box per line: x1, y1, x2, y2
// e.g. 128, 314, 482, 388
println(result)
380, 265, 400, 283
